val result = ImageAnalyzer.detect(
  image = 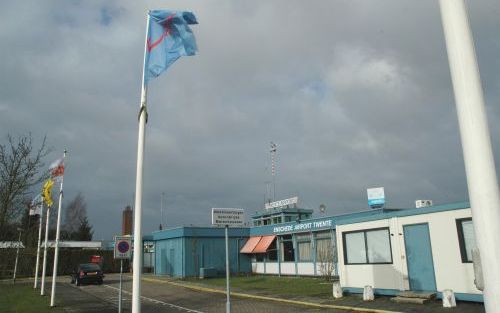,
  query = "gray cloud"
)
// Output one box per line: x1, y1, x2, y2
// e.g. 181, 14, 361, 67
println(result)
0, 0, 498, 239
